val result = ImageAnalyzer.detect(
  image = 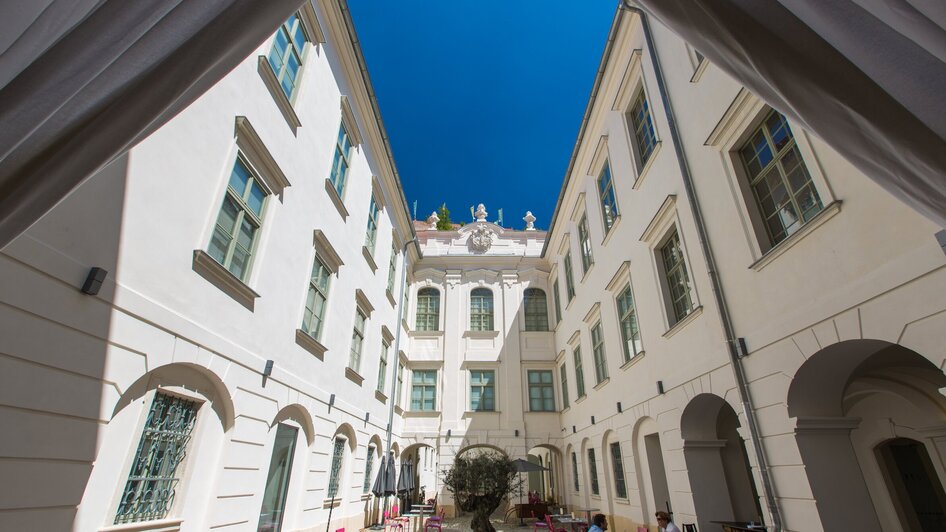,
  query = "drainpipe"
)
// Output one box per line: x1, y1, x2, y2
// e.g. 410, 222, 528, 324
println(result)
619, 2, 783, 530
